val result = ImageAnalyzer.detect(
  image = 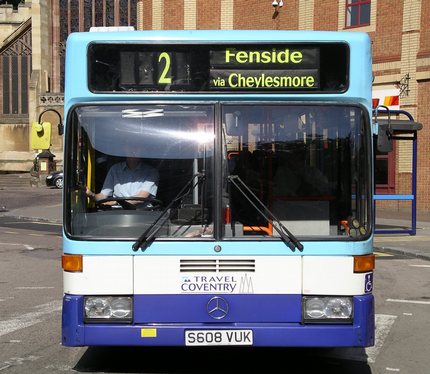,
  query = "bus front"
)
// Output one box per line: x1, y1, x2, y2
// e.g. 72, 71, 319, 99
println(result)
62, 30, 375, 348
